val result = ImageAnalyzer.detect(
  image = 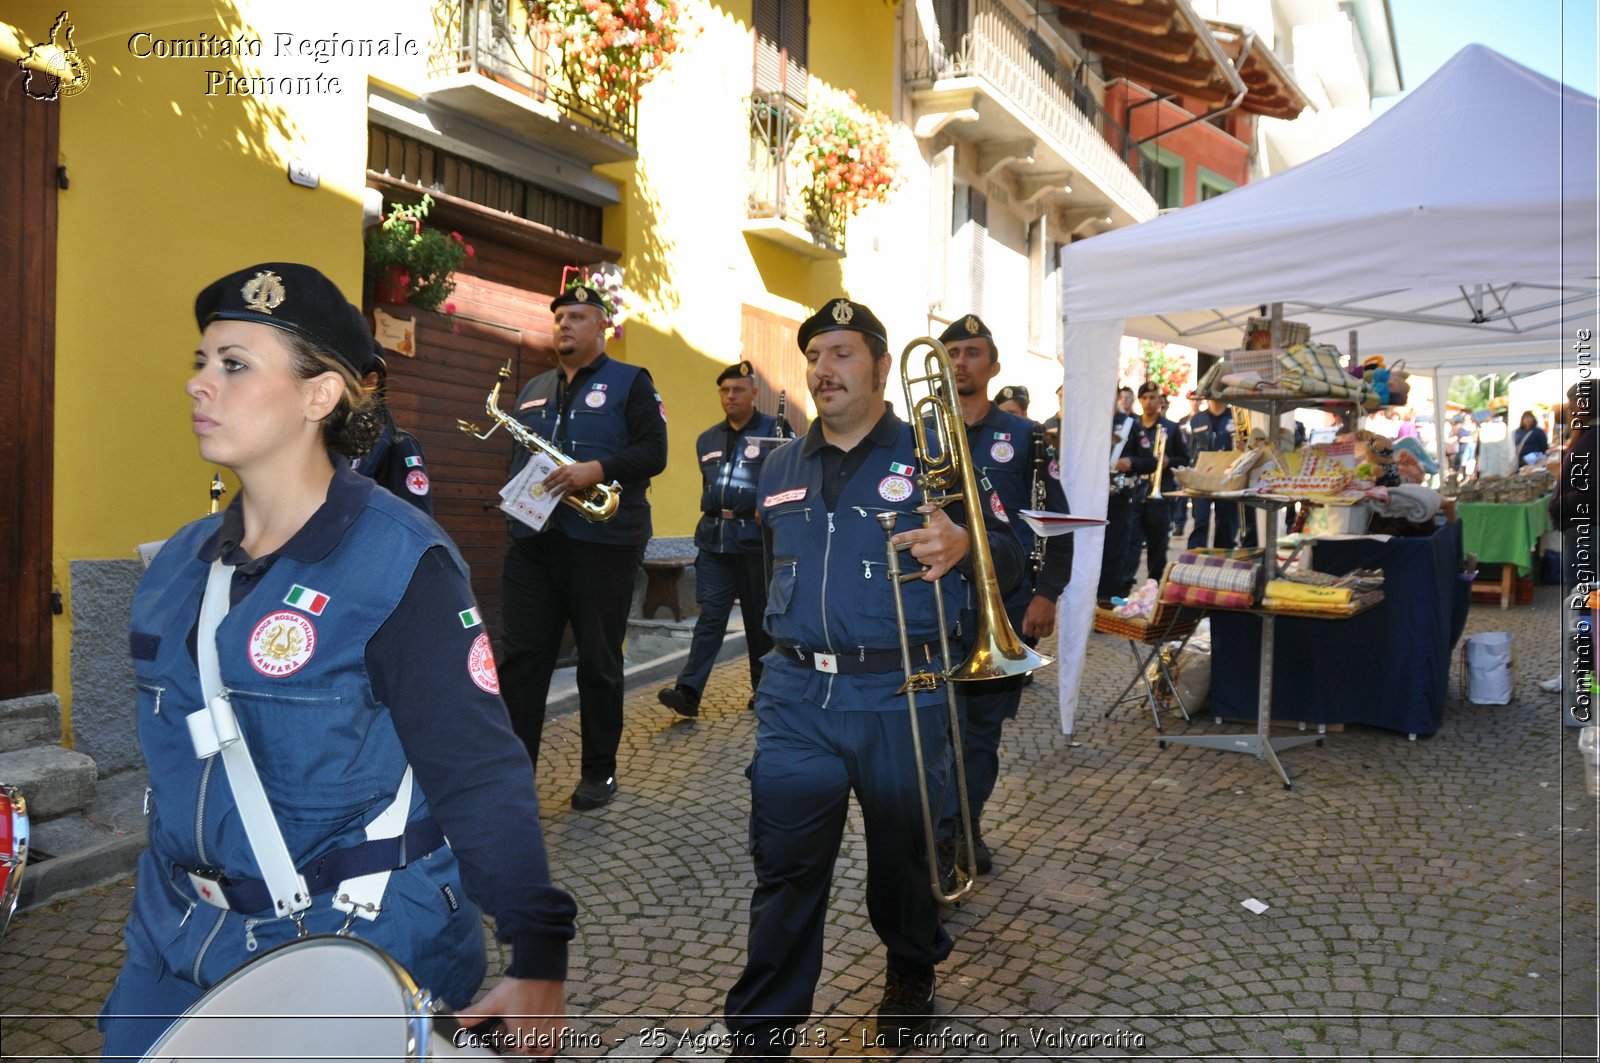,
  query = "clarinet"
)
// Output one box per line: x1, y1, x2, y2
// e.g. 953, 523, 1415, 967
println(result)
773, 390, 794, 440
1029, 423, 1048, 576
